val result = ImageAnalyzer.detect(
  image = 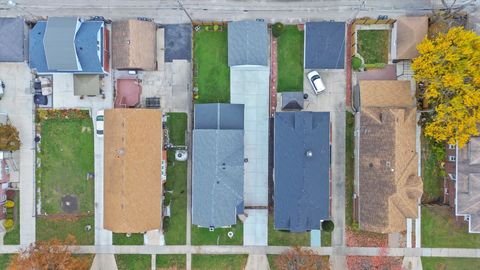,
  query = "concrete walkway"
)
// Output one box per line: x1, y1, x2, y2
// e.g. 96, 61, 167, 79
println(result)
90, 254, 117, 270
245, 254, 270, 270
